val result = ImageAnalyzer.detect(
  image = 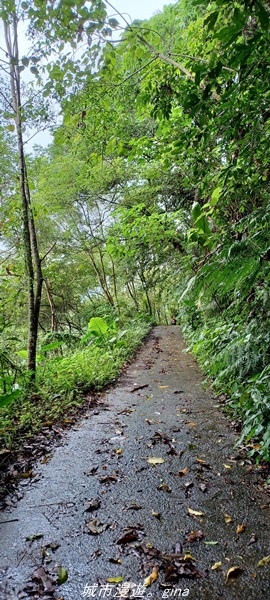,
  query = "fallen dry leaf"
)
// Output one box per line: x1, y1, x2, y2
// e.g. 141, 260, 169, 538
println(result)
21, 470, 34, 479
196, 458, 210, 469
26, 533, 44, 543
184, 553, 195, 561
84, 498, 101, 513
86, 466, 99, 476
224, 514, 234, 524
32, 566, 54, 593
144, 566, 159, 587
116, 448, 122, 455
212, 562, 222, 571
116, 528, 139, 545
186, 530, 204, 543
147, 457, 165, 465
99, 474, 118, 484
175, 468, 189, 476
108, 557, 122, 565
127, 504, 142, 511
158, 385, 169, 389
85, 519, 109, 535
152, 511, 161, 519
187, 422, 196, 427
198, 483, 207, 493
224, 464, 231, 469
130, 384, 149, 393
236, 524, 245, 534
226, 566, 243, 582
248, 534, 257, 545
158, 482, 171, 493
258, 556, 270, 567
188, 508, 205, 517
